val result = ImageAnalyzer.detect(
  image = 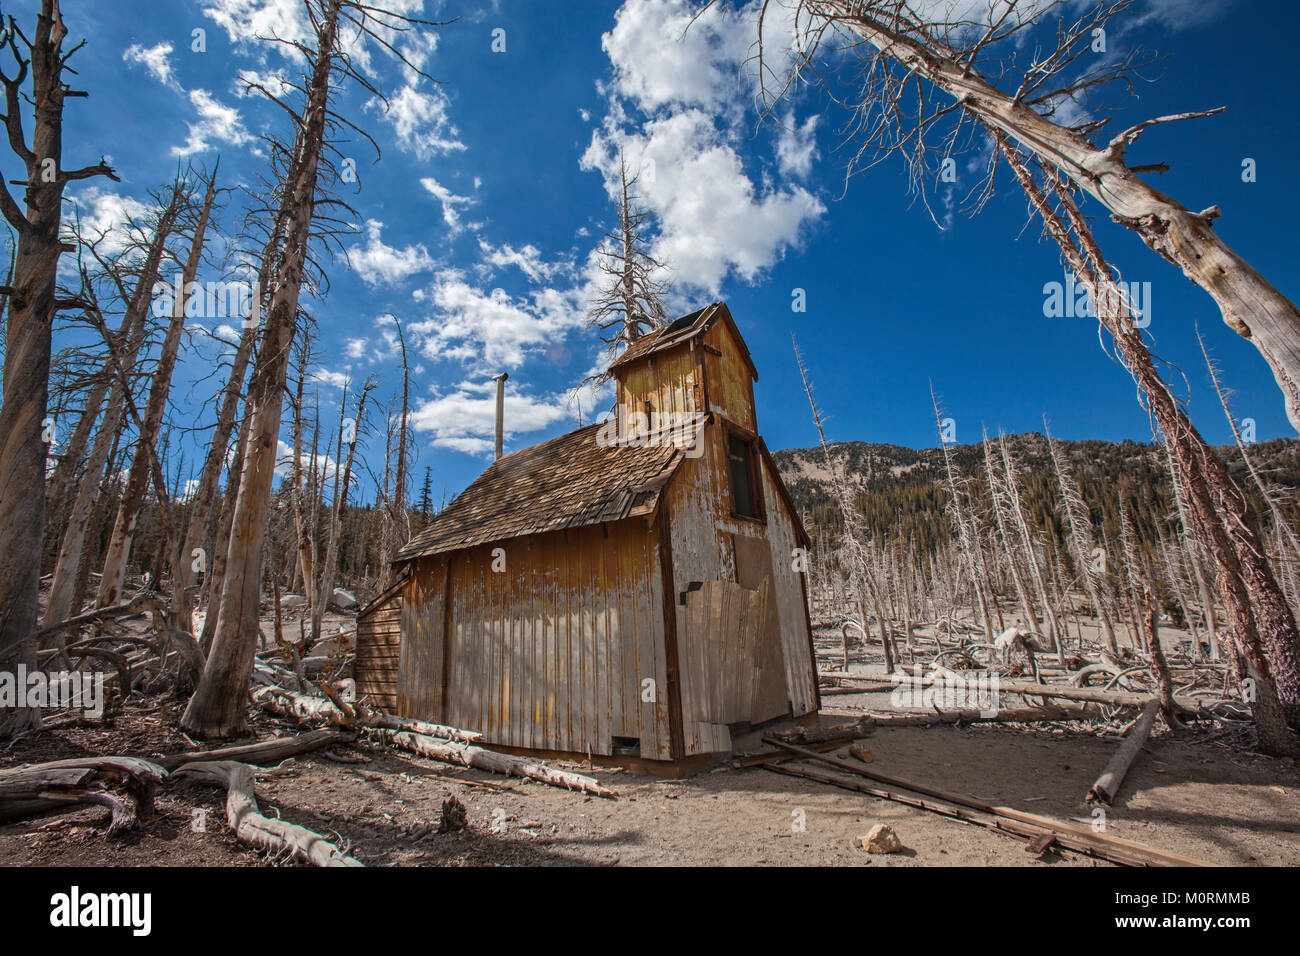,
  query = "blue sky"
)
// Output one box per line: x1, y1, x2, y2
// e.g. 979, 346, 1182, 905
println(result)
7, 0, 1296, 503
